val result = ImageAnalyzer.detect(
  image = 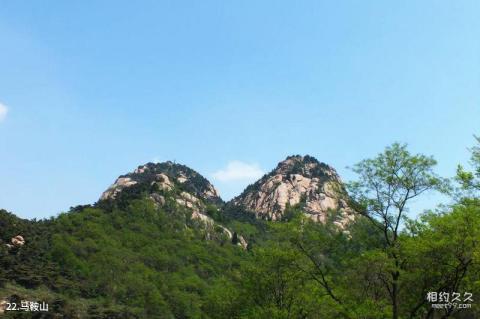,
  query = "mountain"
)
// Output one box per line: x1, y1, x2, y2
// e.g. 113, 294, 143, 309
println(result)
99, 161, 247, 249
231, 155, 355, 227
100, 161, 222, 205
